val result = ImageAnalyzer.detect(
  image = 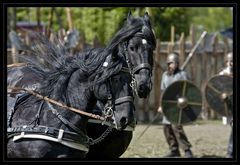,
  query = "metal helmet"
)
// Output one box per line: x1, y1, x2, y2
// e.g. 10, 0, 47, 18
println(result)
166, 52, 179, 64
224, 52, 233, 62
